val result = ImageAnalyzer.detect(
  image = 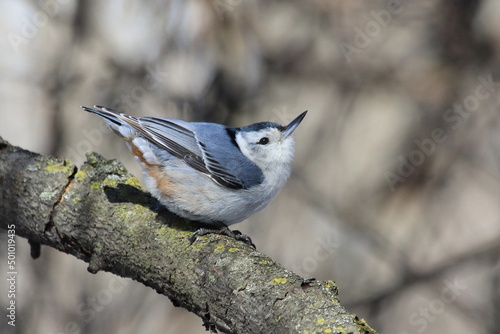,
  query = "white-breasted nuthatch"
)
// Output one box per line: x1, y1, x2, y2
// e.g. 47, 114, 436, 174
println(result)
81, 105, 306, 247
